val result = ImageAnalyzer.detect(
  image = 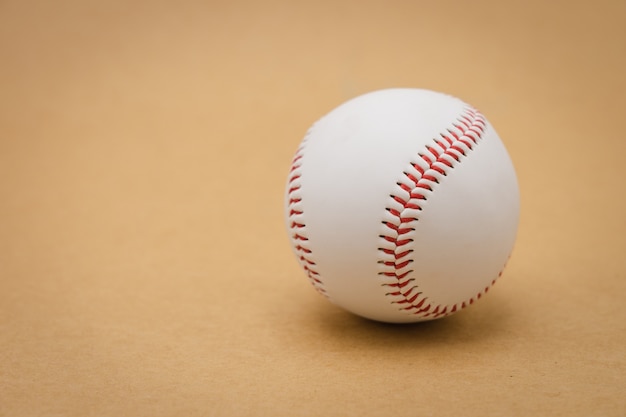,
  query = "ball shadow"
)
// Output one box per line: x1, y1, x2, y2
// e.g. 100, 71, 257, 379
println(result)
306, 293, 514, 351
